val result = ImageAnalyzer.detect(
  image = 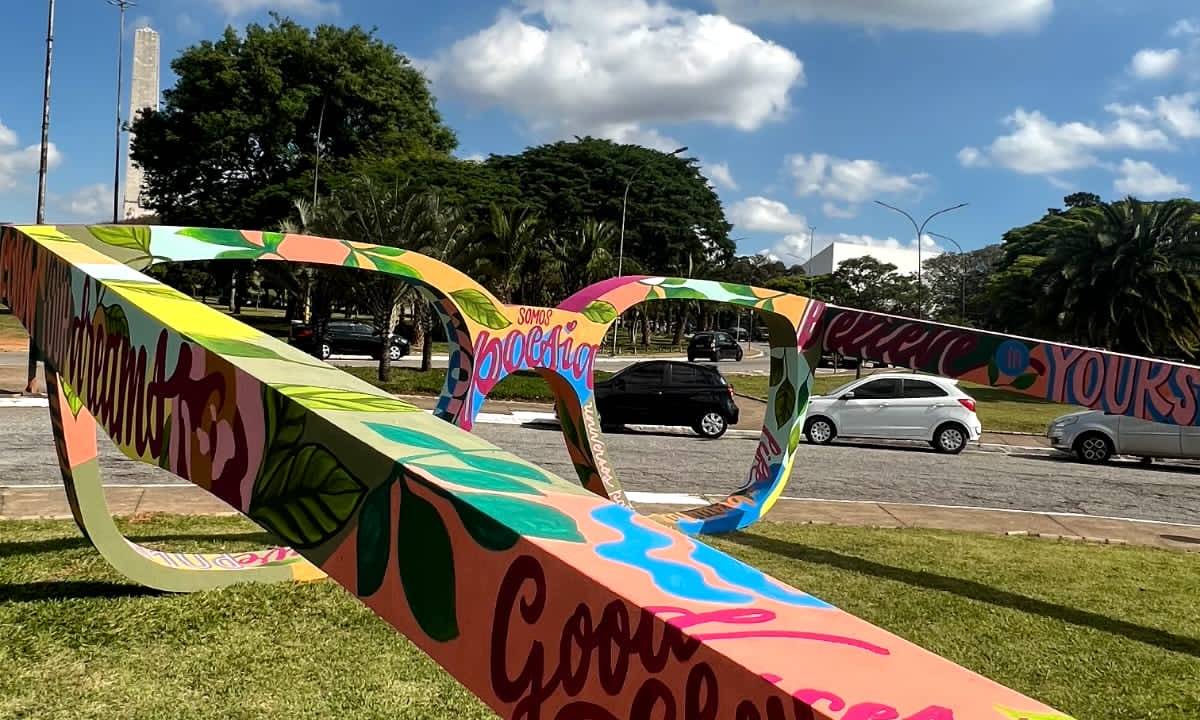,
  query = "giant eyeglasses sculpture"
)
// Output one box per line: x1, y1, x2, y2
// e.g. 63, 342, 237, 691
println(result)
8, 223, 1194, 719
